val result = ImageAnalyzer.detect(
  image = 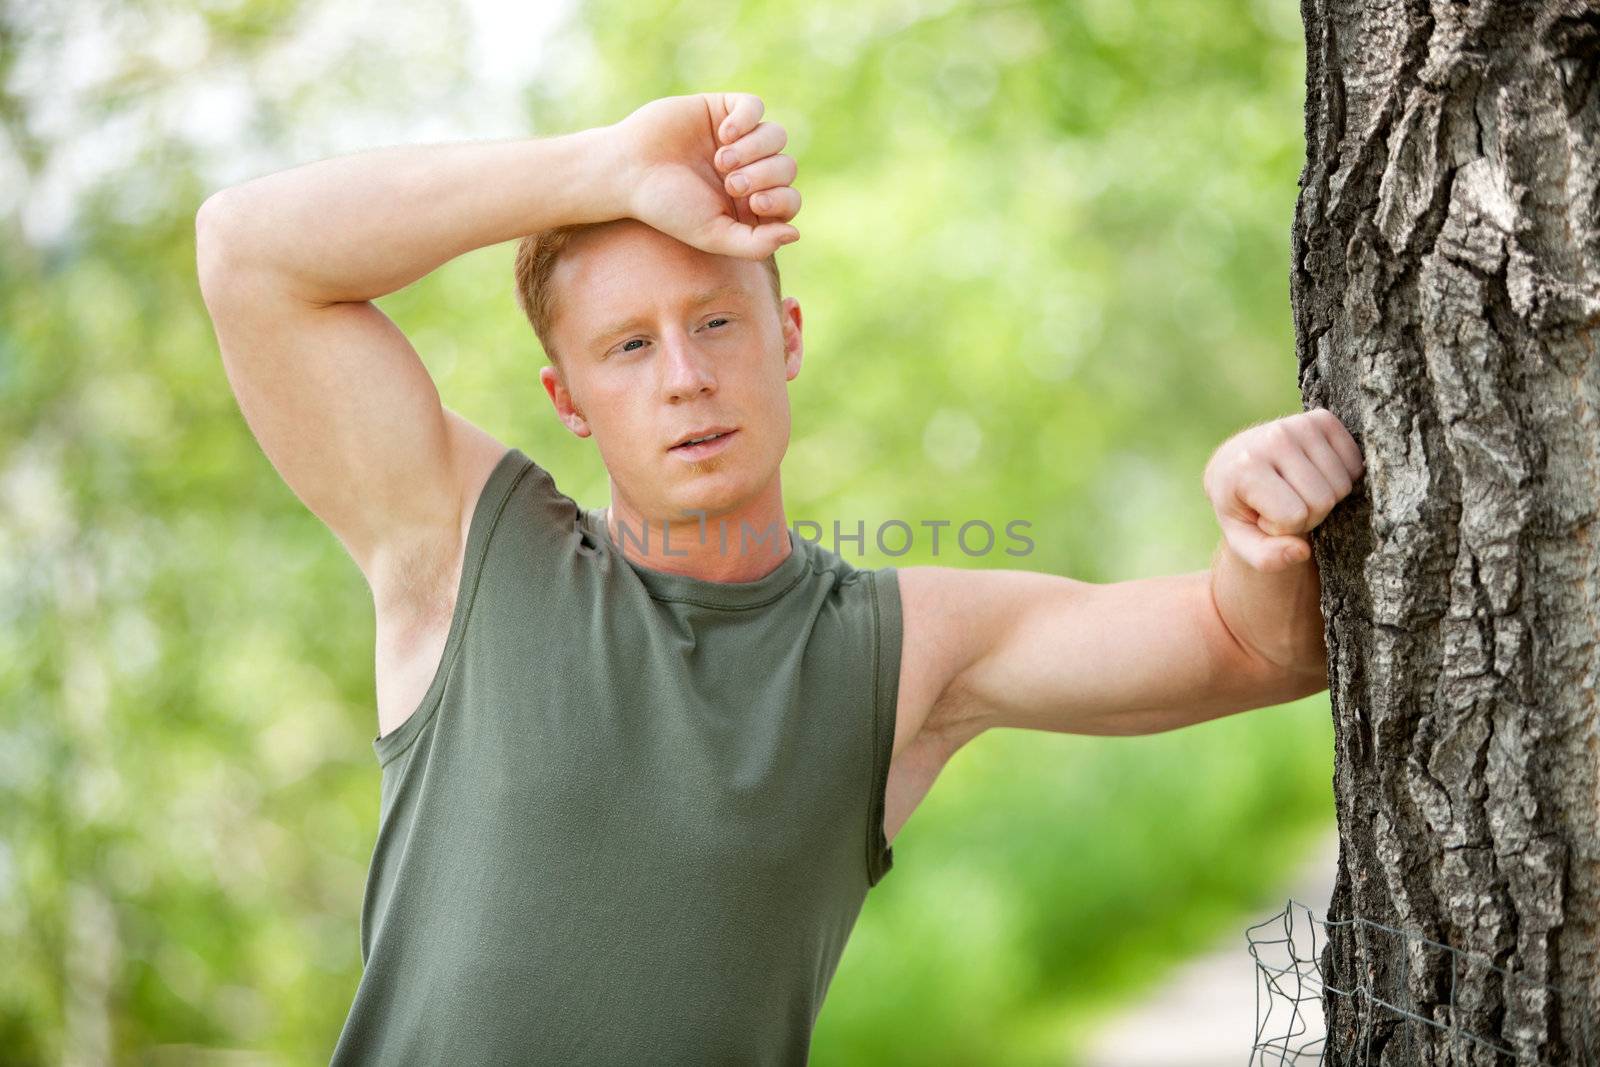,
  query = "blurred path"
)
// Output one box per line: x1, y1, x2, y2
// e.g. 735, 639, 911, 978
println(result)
1074, 828, 1339, 1067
